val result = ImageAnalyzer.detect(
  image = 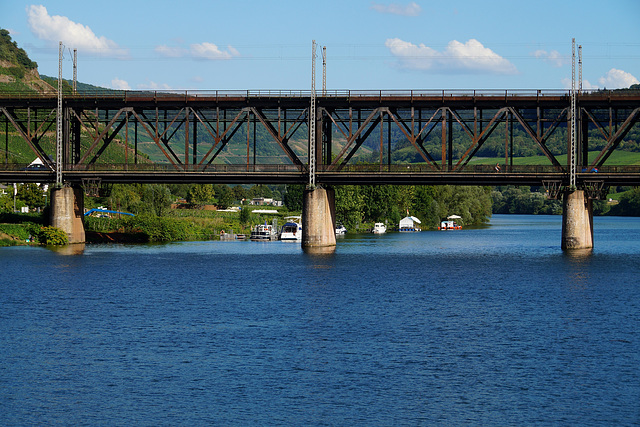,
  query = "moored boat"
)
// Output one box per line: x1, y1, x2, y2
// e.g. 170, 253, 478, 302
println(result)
250, 222, 277, 240
335, 224, 347, 235
398, 215, 421, 232
438, 215, 462, 230
280, 217, 302, 241
372, 222, 387, 234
